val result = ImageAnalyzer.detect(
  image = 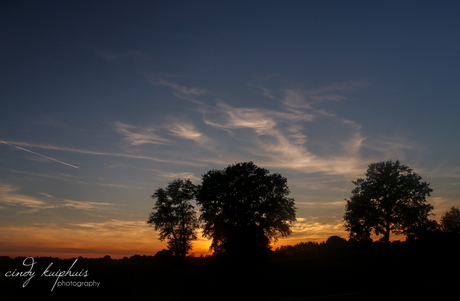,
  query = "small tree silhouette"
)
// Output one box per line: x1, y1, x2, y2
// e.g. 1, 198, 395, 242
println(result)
440, 207, 460, 236
147, 179, 199, 257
